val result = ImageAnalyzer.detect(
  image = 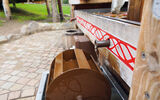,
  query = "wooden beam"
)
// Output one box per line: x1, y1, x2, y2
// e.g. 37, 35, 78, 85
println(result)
74, 3, 111, 10
51, 0, 60, 22
12, 0, 16, 8
45, 0, 51, 16
69, 0, 112, 5
27, 0, 30, 3
129, 0, 160, 100
74, 49, 91, 69
57, 0, 64, 21
2, 0, 11, 20
71, 5, 75, 18
75, 10, 140, 87
127, 0, 144, 22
